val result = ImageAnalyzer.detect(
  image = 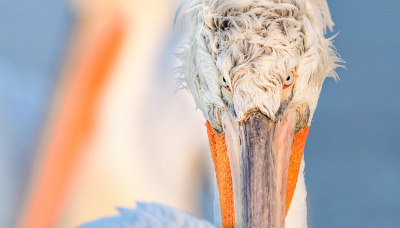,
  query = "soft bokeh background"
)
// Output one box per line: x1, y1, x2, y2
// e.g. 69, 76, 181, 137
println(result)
0, 0, 399, 227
